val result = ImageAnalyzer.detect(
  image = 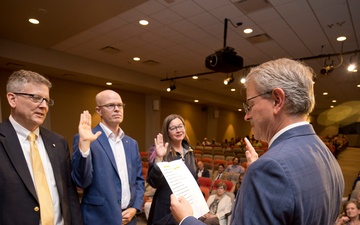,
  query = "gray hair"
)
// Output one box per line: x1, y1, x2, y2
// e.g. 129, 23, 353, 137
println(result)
244, 58, 315, 116
6, 70, 52, 93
